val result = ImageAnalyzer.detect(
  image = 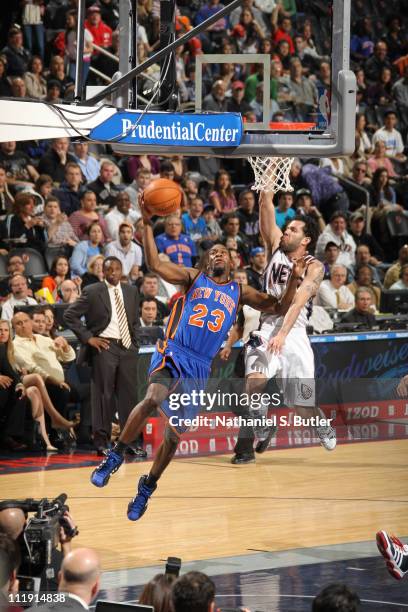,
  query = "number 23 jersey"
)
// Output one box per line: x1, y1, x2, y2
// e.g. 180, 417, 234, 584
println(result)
164, 272, 240, 360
